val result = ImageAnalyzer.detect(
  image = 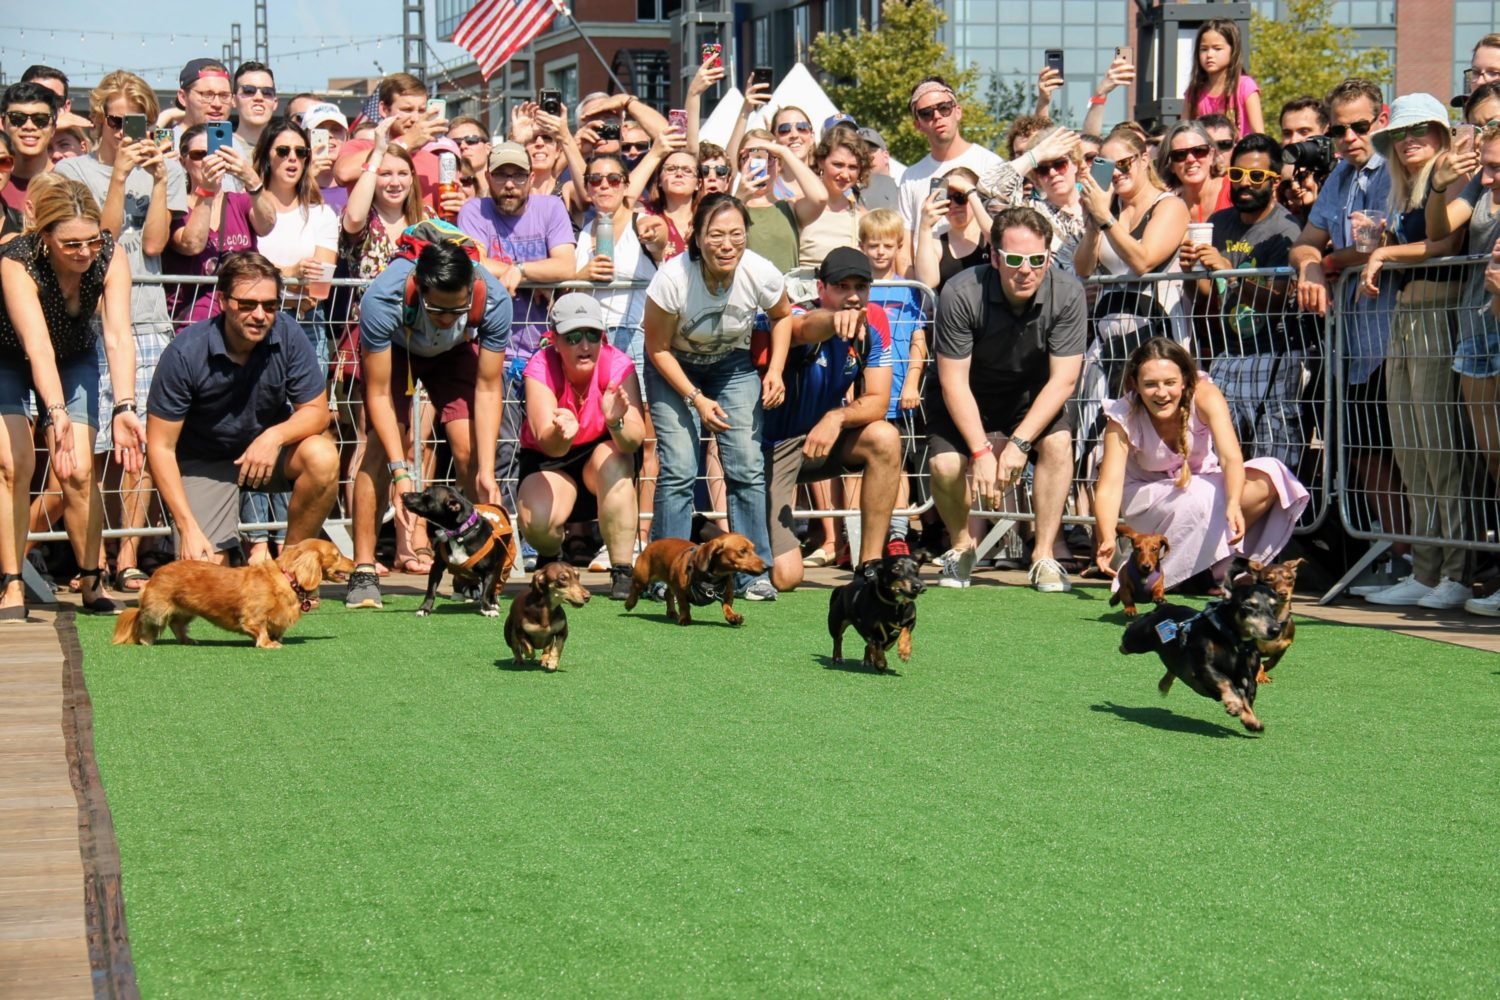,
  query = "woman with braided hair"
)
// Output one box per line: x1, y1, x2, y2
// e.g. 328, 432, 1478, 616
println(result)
1091, 337, 1307, 593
